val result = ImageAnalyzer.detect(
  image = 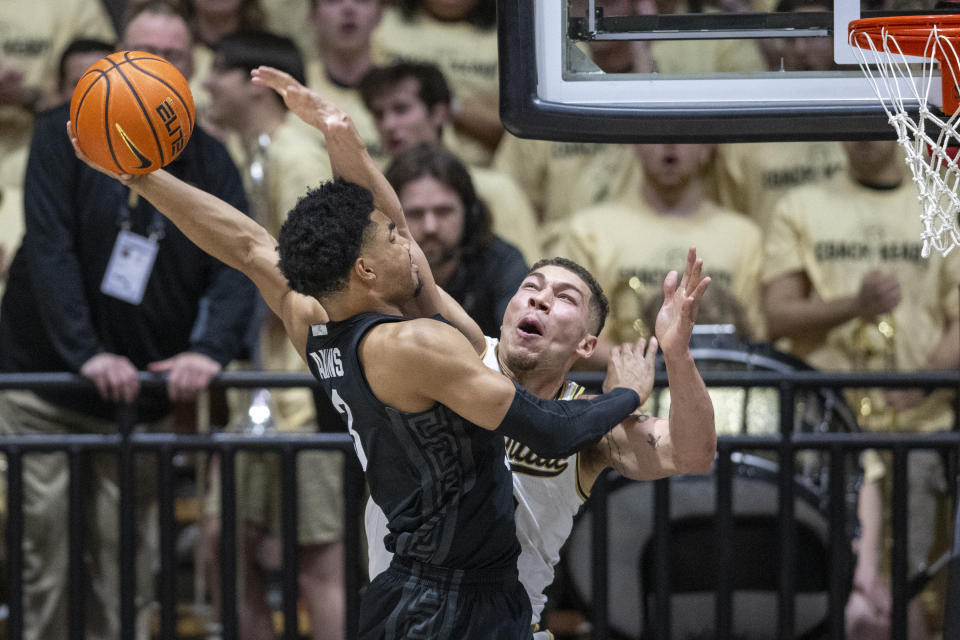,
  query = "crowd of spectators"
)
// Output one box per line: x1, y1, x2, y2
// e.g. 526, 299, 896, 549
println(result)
0, 0, 956, 639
